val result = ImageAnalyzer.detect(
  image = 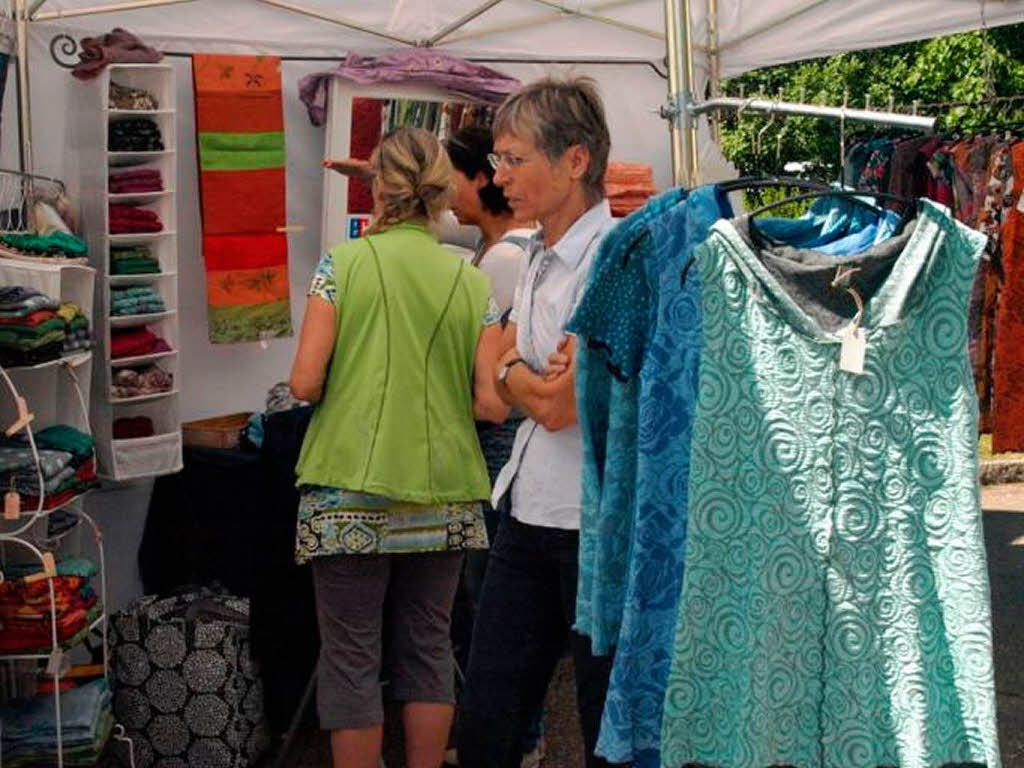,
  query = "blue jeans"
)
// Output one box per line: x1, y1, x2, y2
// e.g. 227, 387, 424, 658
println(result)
456, 514, 619, 768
